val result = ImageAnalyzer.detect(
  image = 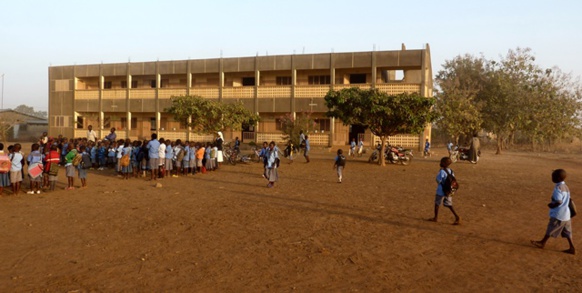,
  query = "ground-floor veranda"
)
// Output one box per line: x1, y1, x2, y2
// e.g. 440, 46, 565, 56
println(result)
58, 111, 428, 149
